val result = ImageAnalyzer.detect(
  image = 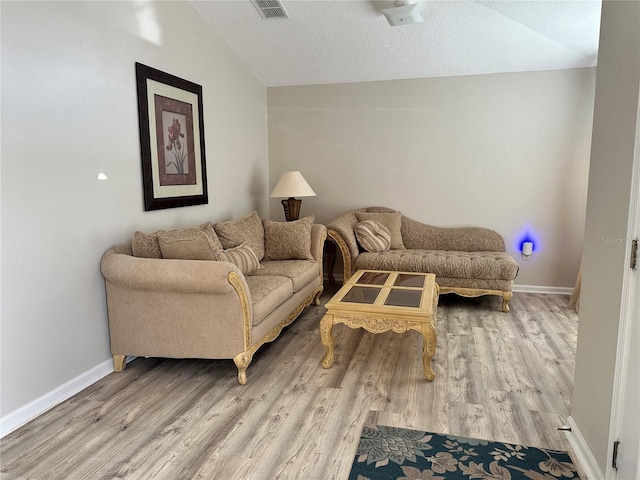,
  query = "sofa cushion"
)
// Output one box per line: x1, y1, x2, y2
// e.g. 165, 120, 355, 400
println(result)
200, 221, 224, 250
355, 211, 404, 250
355, 220, 391, 252
216, 243, 260, 275
263, 216, 314, 261
434, 276, 513, 292
215, 211, 265, 261
250, 260, 318, 292
244, 275, 293, 326
132, 231, 162, 258
132, 222, 222, 259
354, 249, 519, 281
156, 228, 219, 261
